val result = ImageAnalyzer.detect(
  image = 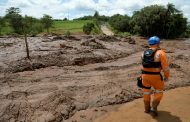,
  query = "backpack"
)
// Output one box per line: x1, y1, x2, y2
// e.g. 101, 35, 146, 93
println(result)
142, 48, 161, 68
